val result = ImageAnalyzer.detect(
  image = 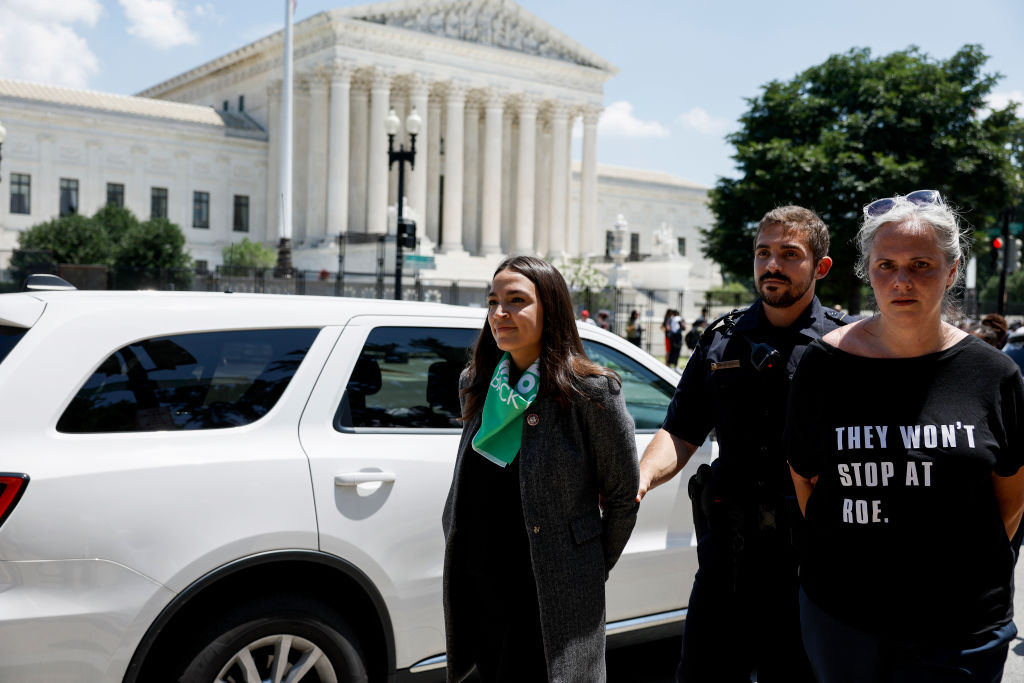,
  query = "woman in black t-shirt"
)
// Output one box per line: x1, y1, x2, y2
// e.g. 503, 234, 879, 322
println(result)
787, 190, 1024, 682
